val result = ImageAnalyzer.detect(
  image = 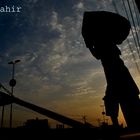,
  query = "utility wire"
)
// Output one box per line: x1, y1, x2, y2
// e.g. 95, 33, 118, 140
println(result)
126, 0, 140, 51
122, 0, 140, 58
113, 0, 140, 75
112, 0, 119, 13
132, 0, 140, 29
127, 39, 140, 74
